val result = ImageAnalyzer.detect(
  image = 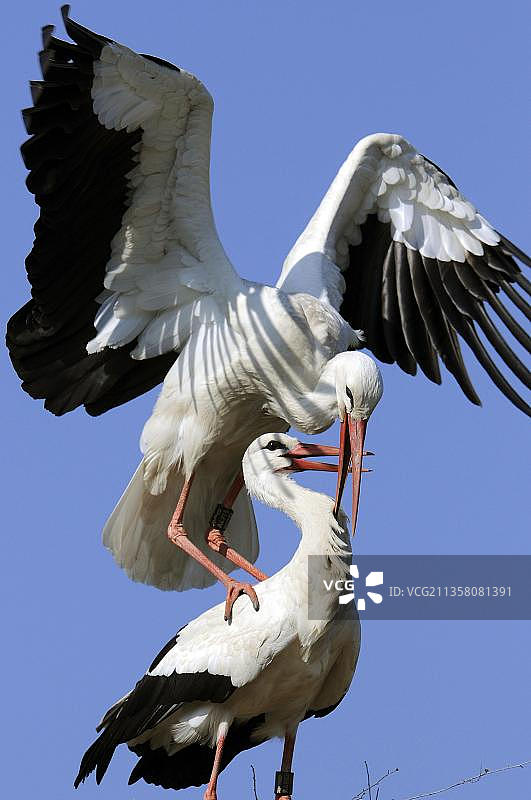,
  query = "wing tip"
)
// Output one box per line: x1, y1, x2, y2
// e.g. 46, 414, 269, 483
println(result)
41, 24, 55, 48
60, 5, 71, 24
61, 4, 112, 54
